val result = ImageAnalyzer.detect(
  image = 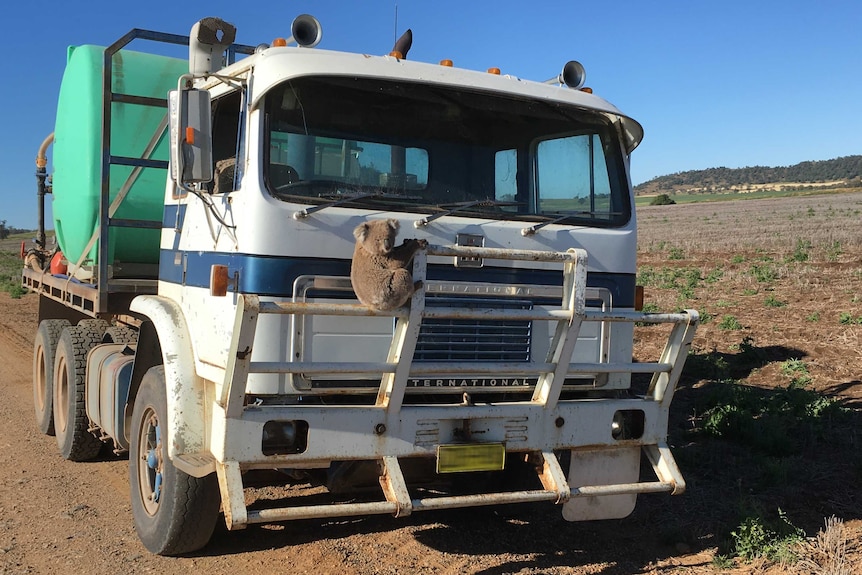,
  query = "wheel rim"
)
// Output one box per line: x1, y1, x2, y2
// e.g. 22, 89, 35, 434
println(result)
35, 344, 48, 412
54, 353, 69, 434
137, 407, 163, 516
